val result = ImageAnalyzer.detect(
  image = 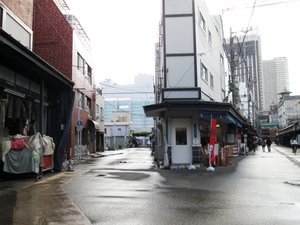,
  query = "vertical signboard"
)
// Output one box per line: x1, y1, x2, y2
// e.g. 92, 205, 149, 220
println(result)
209, 119, 217, 165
